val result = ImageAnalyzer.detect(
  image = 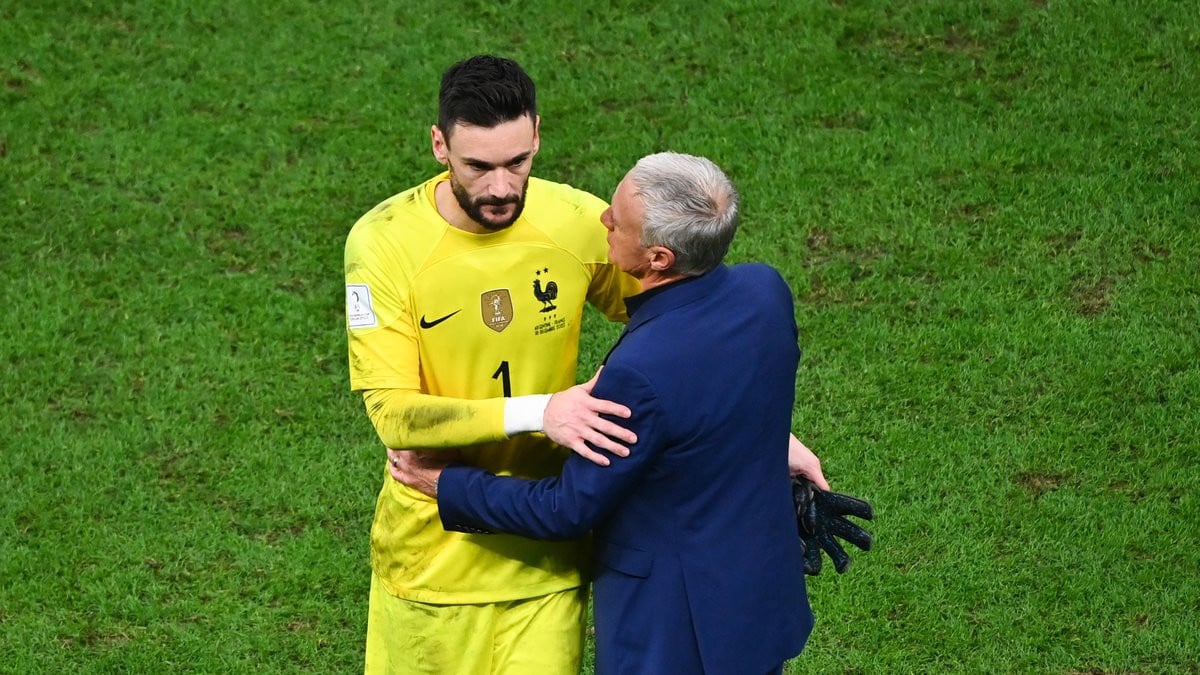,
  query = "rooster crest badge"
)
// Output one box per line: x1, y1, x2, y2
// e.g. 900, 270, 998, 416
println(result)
533, 268, 558, 313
